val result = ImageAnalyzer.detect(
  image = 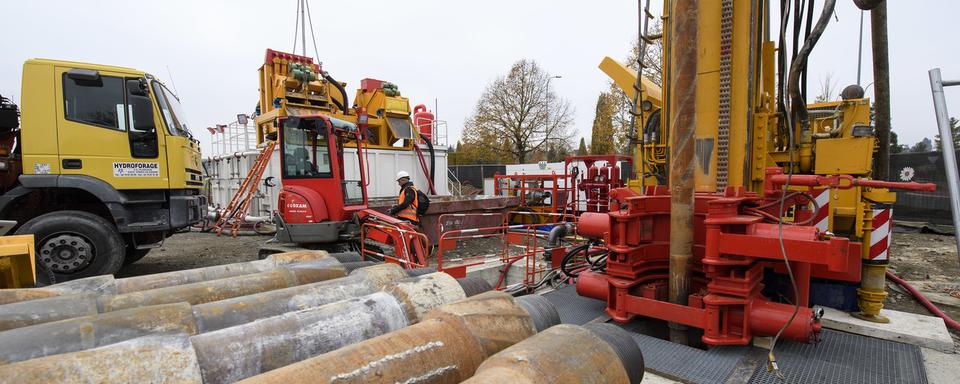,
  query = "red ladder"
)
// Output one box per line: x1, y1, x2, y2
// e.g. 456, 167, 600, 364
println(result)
212, 141, 277, 237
